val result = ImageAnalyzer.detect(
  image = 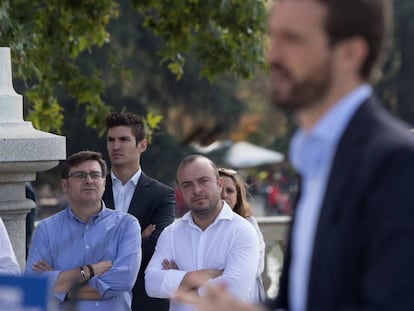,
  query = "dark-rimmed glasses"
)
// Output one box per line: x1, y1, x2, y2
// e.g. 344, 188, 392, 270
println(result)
67, 171, 103, 181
